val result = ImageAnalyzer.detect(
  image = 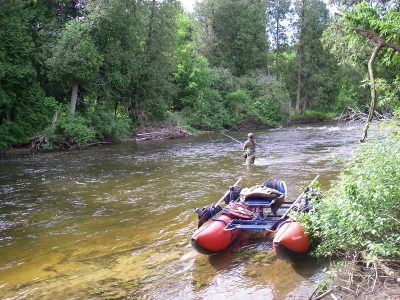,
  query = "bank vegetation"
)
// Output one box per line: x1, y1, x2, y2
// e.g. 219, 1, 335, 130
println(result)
1, 0, 399, 151
300, 112, 400, 299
